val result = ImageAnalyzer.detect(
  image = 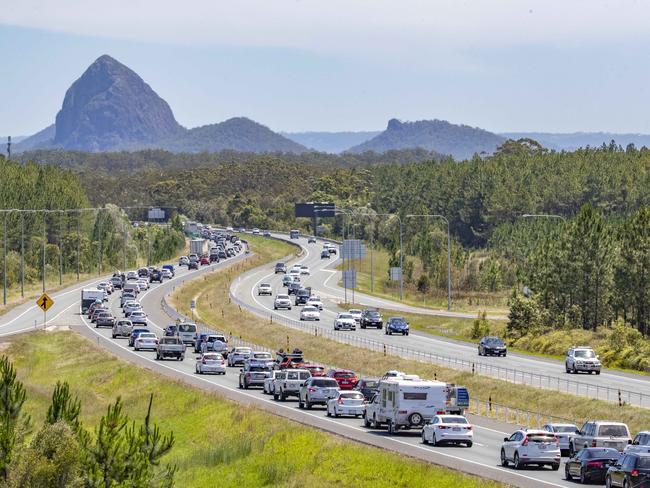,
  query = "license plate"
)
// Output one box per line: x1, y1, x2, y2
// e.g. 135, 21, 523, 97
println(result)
453, 427, 461, 431
539, 444, 547, 450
